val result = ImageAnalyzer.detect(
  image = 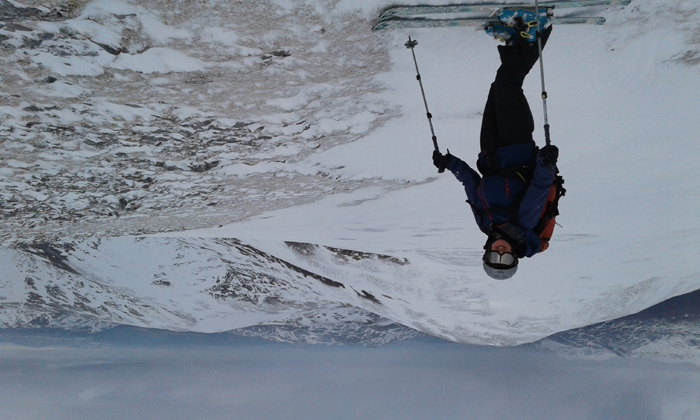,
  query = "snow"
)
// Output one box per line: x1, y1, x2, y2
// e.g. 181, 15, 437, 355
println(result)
156, 0, 700, 343
111, 48, 207, 74
1, 0, 700, 347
